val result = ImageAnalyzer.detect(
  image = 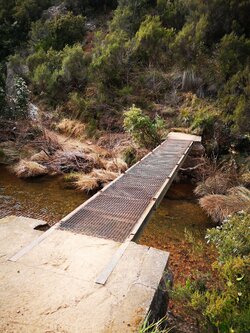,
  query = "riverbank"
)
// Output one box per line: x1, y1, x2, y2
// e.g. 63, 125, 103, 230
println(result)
138, 183, 216, 332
